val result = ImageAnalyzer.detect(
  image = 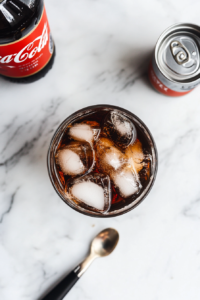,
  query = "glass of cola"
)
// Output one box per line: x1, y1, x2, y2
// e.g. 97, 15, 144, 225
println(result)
47, 105, 158, 217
